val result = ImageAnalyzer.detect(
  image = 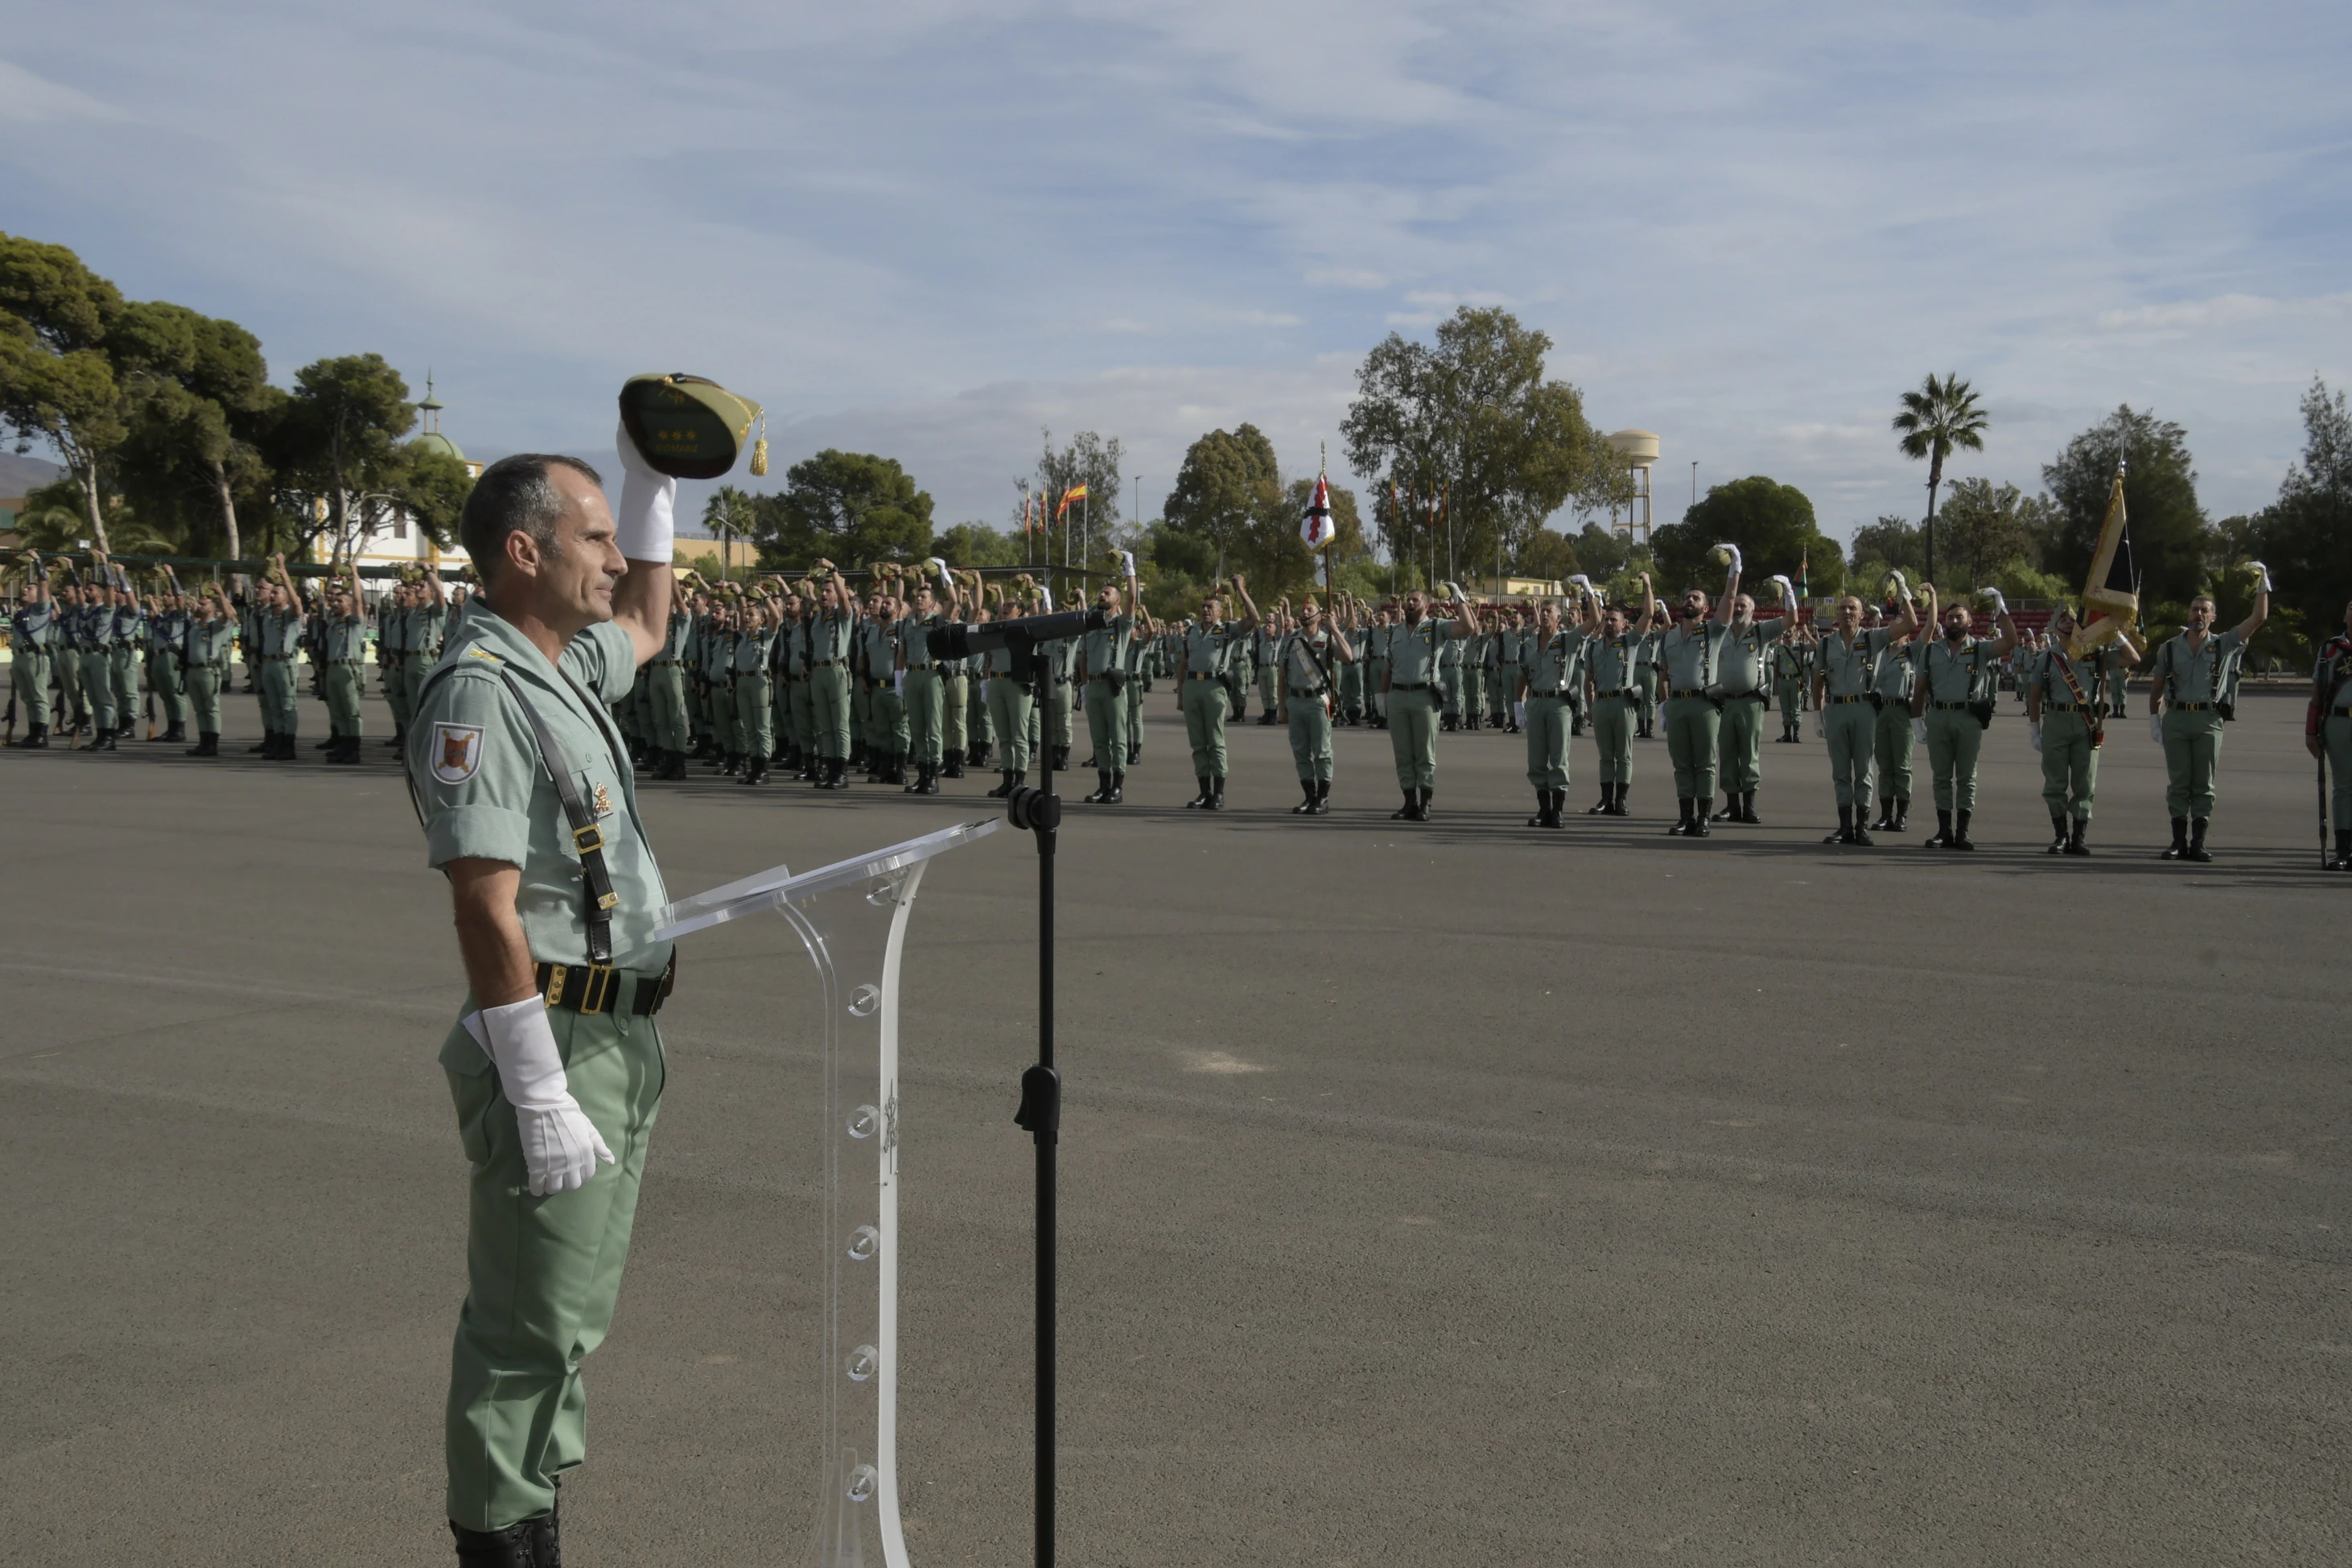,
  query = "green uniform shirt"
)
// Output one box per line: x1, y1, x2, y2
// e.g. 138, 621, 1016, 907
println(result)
1181, 619, 1250, 677
324, 612, 369, 662
2033, 644, 2125, 709
186, 614, 236, 667
1818, 627, 1894, 698
734, 620, 776, 674
1714, 617, 1787, 696
1916, 636, 1999, 703
1385, 616, 1456, 685
408, 610, 669, 974
1078, 613, 1133, 678
2153, 628, 2243, 706
1588, 632, 1638, 693
1279, 627, 1341, 692
1658, 619, 1732, 692
1523, 627, 1590, 693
